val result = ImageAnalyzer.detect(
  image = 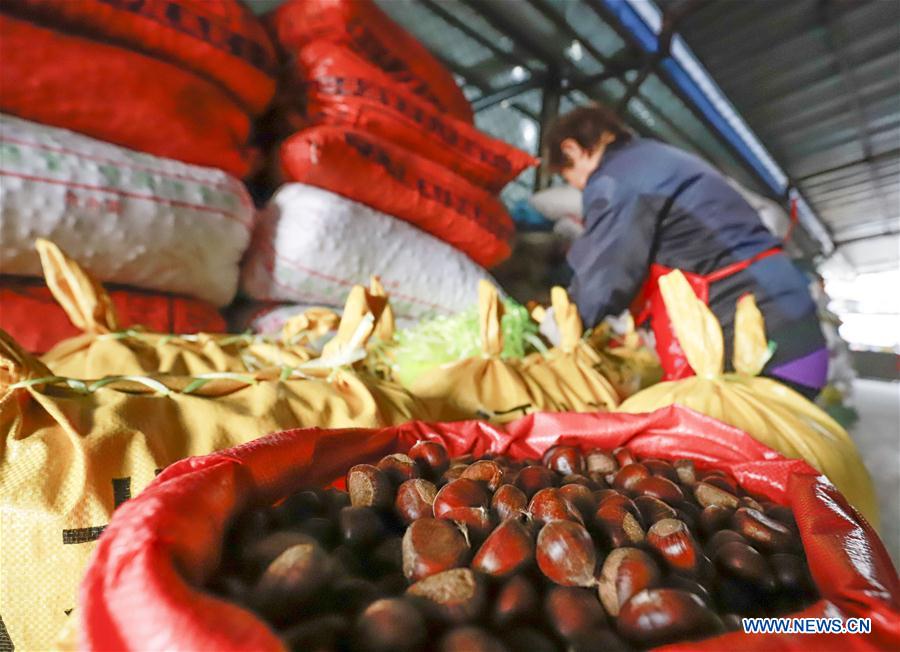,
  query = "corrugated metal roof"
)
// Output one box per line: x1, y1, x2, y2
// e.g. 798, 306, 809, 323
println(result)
658, 0, 900, 273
